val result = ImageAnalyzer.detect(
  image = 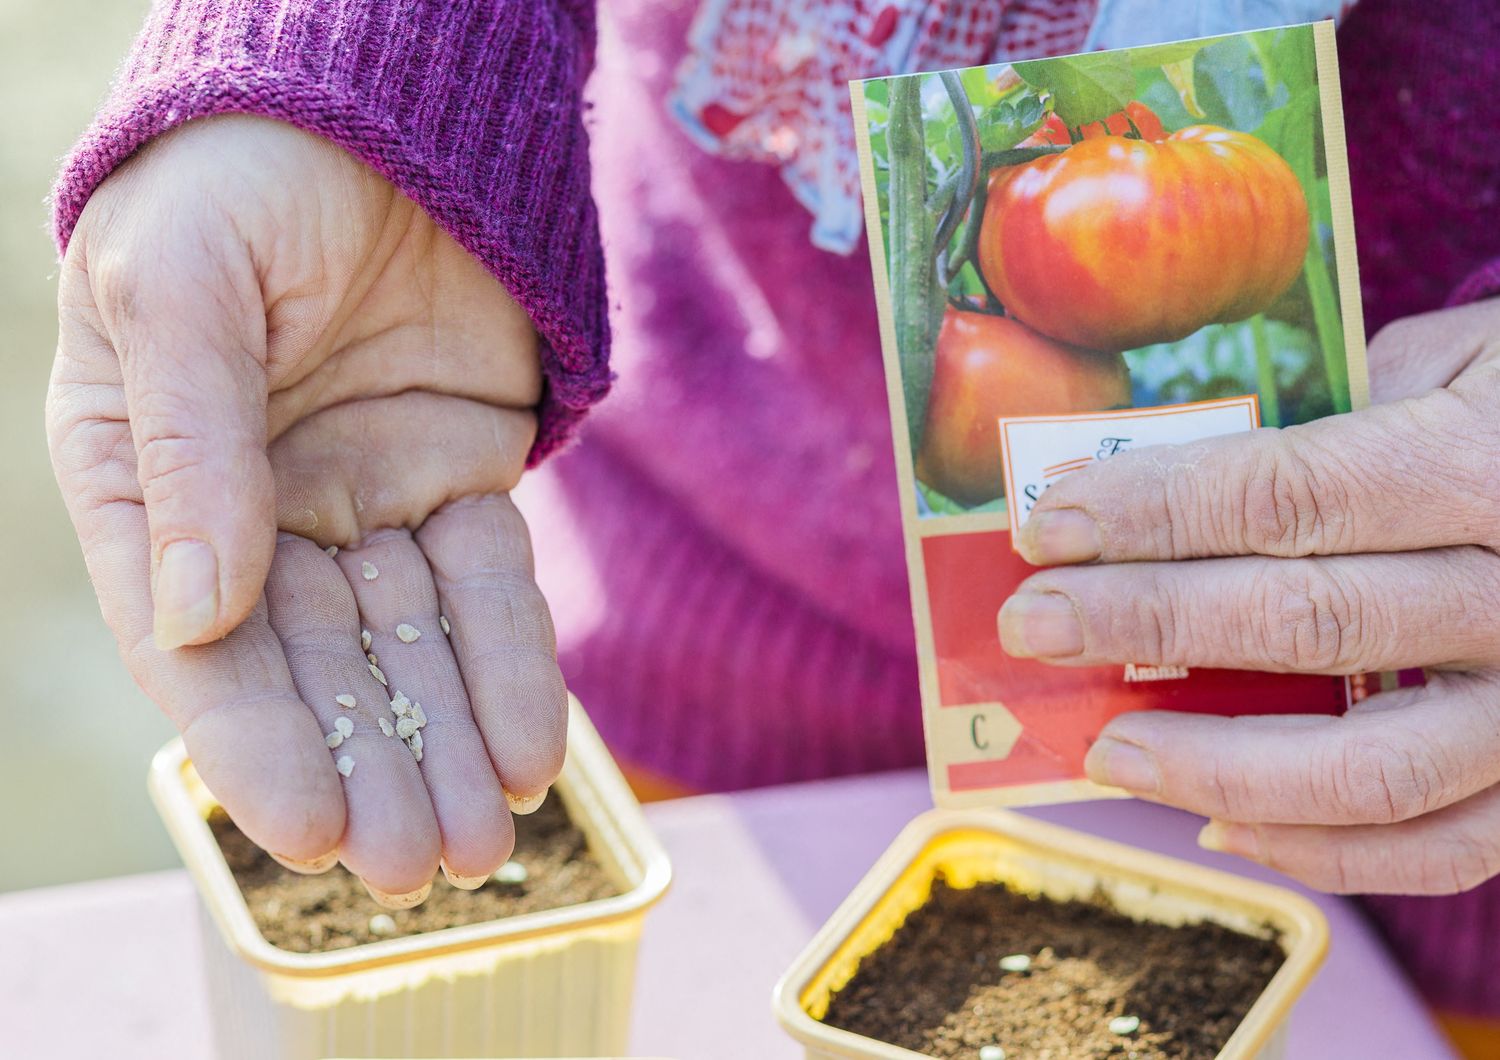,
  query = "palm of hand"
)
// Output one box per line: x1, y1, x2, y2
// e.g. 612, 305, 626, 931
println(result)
49, 116, 564, 901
